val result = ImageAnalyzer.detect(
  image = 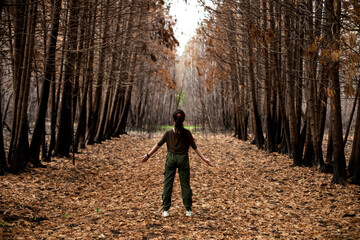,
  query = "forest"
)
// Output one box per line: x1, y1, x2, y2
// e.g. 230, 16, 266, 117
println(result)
1, 0, 359, 184
0, 0, 179, 172
0, 0, 360, 238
